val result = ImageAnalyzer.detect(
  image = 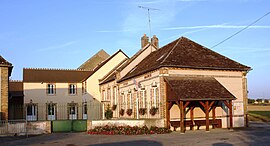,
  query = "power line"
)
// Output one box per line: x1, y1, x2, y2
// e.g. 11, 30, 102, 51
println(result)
211, 11, 270, 49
